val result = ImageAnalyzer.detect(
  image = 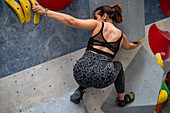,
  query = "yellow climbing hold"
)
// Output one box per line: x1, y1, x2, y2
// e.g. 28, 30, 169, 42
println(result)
5, 0, 25, 24
157, 90, 168, 104
154, 53, 164, 68
29, 0, 40, 24
19, 0, 31, 23
137, 37, 145, 43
